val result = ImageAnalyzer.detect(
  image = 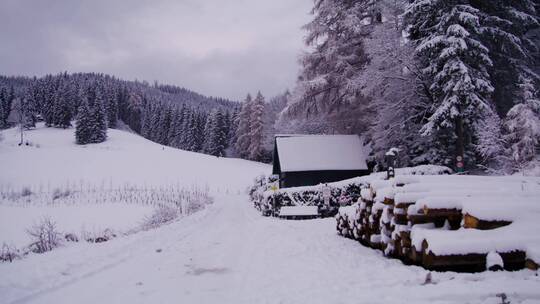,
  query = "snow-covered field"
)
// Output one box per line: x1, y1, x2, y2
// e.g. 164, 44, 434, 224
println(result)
1, 194, 540, 304
0, 123, 269, 192
0, 203, 152, 248
1, 125, 539, 304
